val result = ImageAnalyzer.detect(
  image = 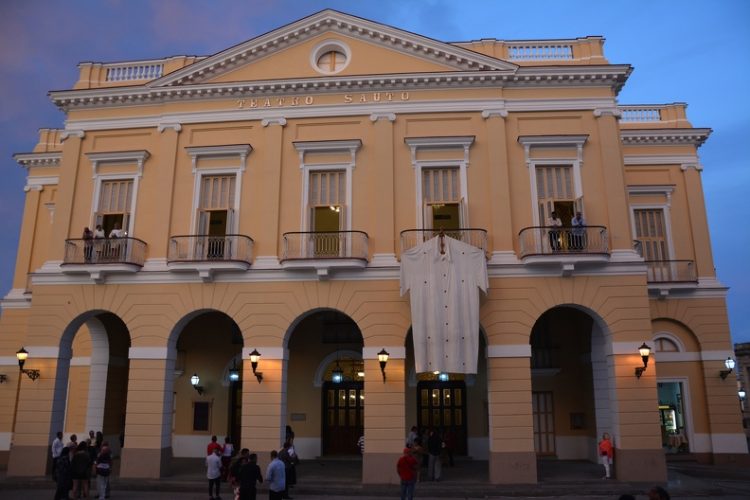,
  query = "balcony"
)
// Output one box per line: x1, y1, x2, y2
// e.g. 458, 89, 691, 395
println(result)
62, 237, 147, 282
281, 231, 369, 278
167, 235, 254, 281
400, 228, 488, 254
645, 260, 697, 283
518, 226, 609, 274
